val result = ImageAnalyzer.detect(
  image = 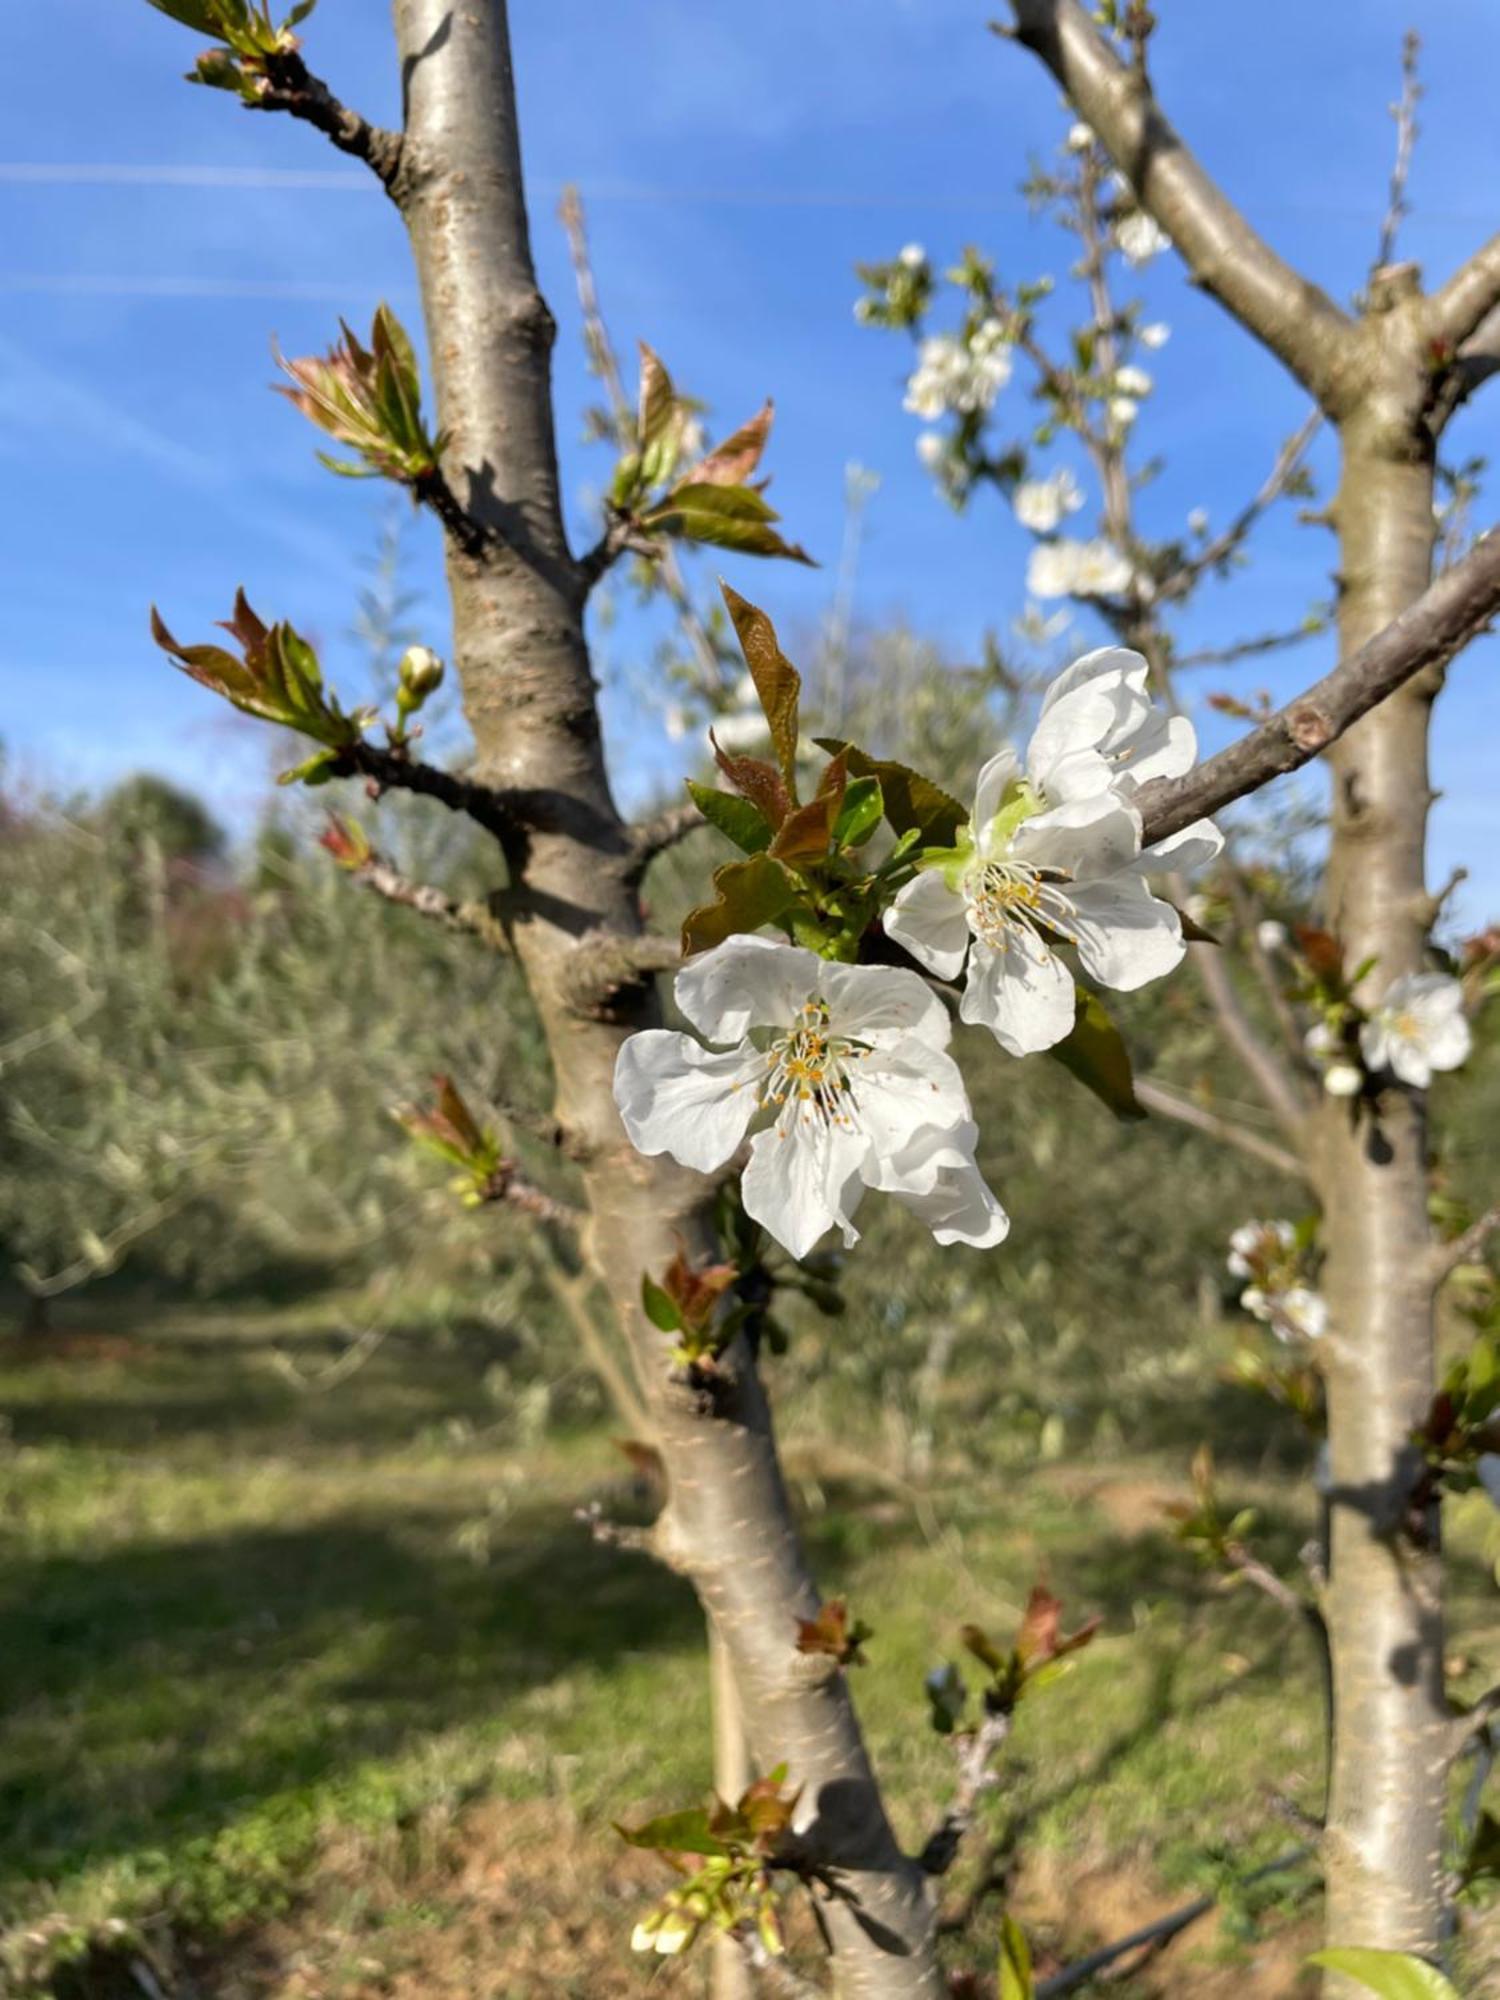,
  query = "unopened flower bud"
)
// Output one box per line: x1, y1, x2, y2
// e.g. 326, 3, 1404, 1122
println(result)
1323, 1061, 1363, 1098
398, 645, 445, 701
